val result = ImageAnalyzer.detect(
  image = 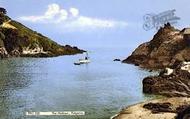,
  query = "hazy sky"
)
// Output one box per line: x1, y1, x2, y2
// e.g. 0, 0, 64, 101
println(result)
0, 0, 190, 49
